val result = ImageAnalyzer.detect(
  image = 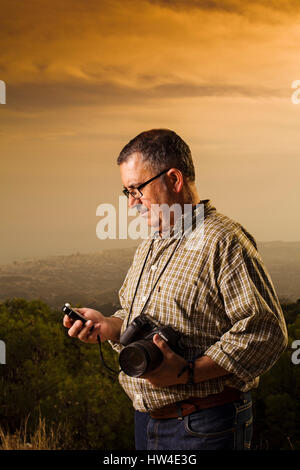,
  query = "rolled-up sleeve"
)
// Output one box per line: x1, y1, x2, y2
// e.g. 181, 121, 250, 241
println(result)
205, 236, 288, 384
108, 310, 126, 353
108, 299, 128, 354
